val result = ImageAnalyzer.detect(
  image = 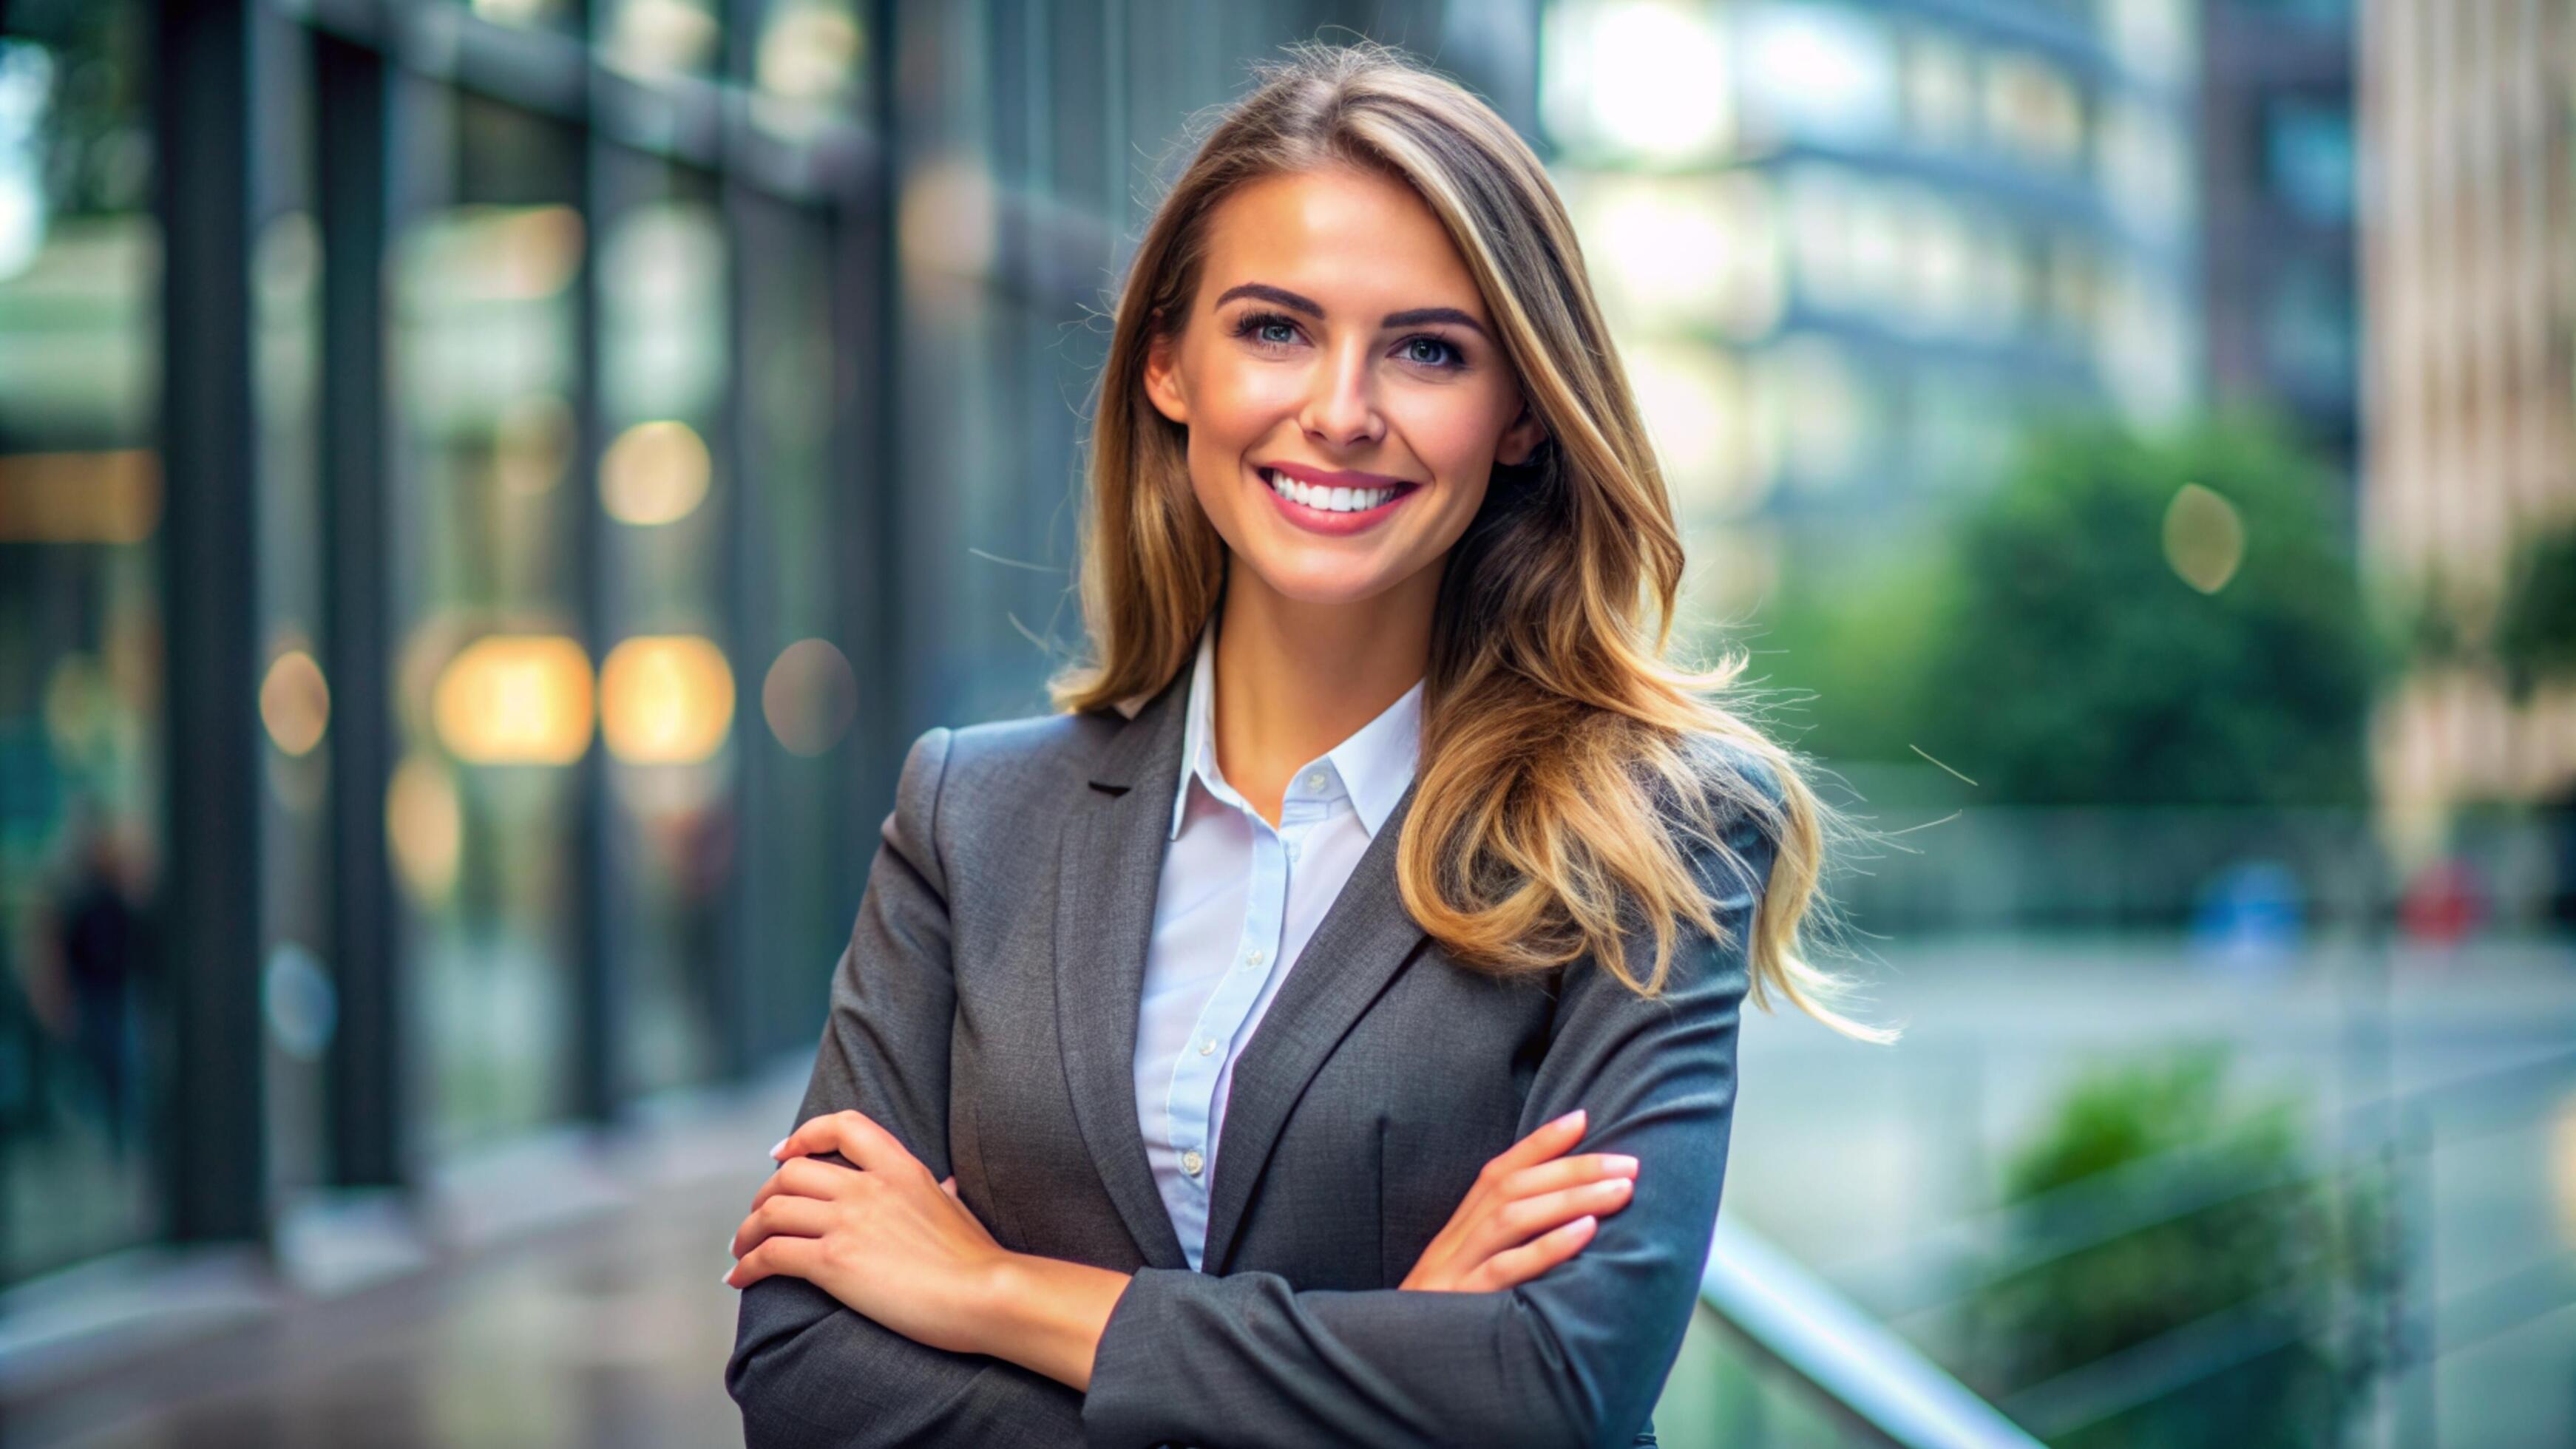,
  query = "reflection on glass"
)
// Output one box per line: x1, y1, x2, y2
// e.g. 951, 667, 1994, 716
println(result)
1539, 0, 1732, 163
431, 634, 594, 765
0, 4, 163, 1286
763, 639, 856, 757
467, 0, 574, 33
601, 0, 723, 81
598, 156, 730, 1099
260, 648, 331, 756
735, 194, 848, 1059
392, 89, 586, 1156
600, 418, 711, 525
753, 0, 864, 133
600, 634, 733, 764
